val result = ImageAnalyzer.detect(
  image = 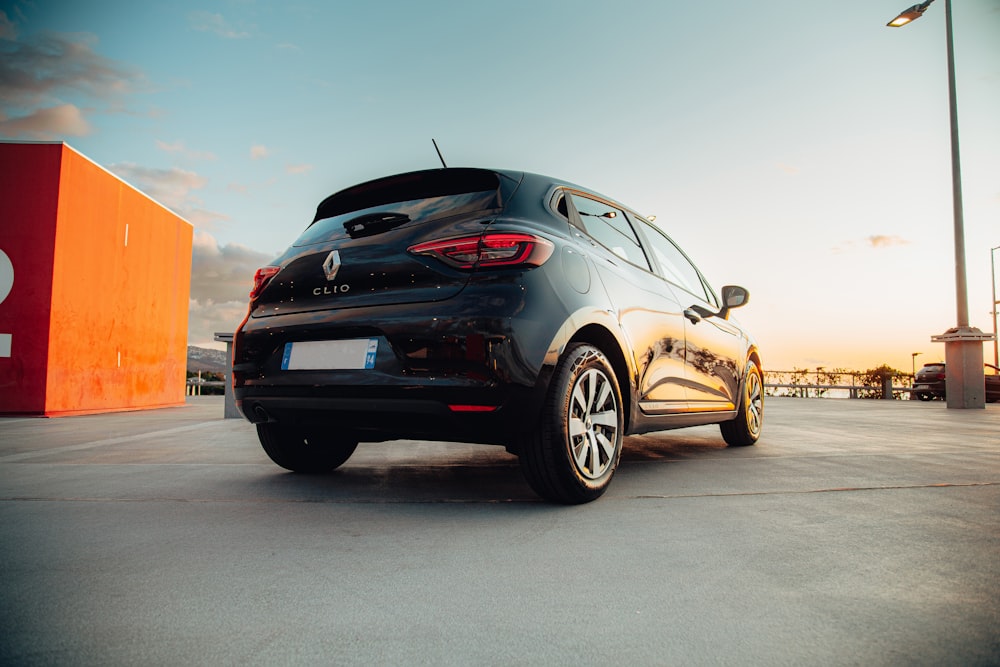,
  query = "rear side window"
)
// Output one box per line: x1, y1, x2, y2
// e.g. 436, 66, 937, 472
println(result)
570, 193, 649, 269
296, 169, 502, 246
